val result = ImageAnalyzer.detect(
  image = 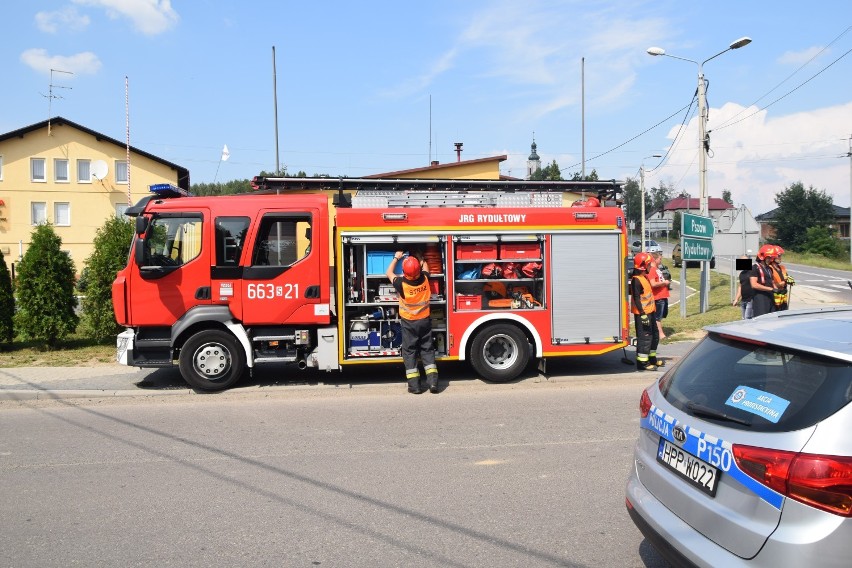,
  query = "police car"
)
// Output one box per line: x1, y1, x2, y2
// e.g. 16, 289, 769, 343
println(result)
626, 306, 852, 567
